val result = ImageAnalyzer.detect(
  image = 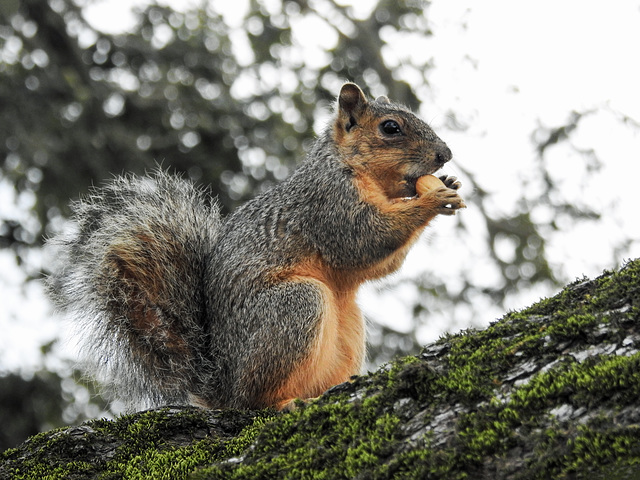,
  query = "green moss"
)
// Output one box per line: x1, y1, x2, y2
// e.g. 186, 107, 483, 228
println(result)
2, 407, 276, 480
523, 422, 640, 479
193, 392, 404, 479
113, 439, 219, 480
220, 415, 276, 459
